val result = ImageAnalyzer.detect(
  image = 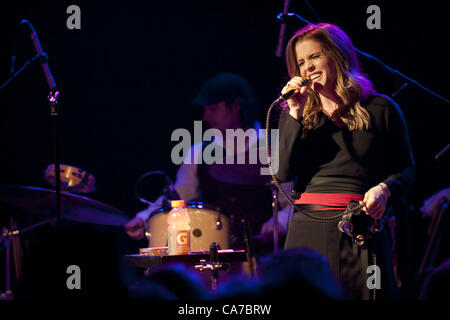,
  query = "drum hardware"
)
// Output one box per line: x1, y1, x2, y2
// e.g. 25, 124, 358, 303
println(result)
0, 180, 127, 299
338, 200, 382, 246
125, 247, 247, 291
125, 249, 246, 268
241, 217, 255, 277
216, 214, 223, 230
134, 170, 179, 211
192, 229, 202, 237
0, 217, 55, 300
194, 242, 226, 292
